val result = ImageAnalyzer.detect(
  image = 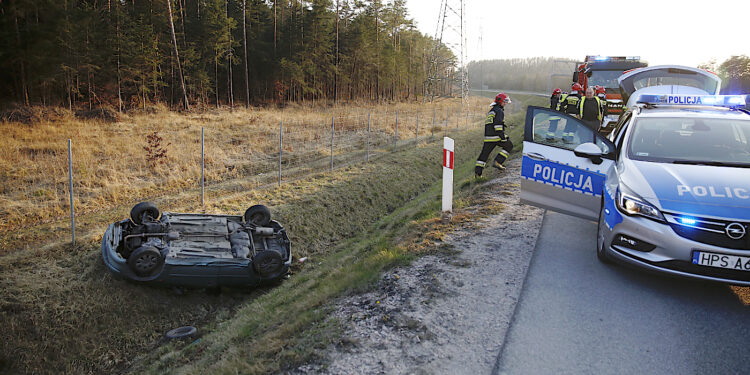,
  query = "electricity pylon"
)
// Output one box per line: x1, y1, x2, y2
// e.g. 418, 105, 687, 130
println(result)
424, 0, 468, 113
